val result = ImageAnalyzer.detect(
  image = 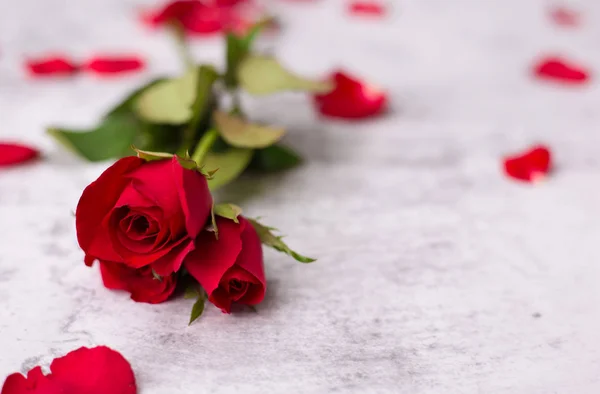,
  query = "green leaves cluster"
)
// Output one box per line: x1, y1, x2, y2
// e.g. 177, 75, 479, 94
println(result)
48, 20, 330, 190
